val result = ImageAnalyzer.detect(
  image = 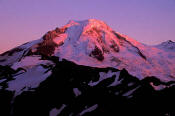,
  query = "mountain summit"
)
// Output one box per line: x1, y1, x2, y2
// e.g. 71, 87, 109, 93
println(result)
1, 19, 175, 80
0, 19, 175, 116
156, 40, 175, 51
